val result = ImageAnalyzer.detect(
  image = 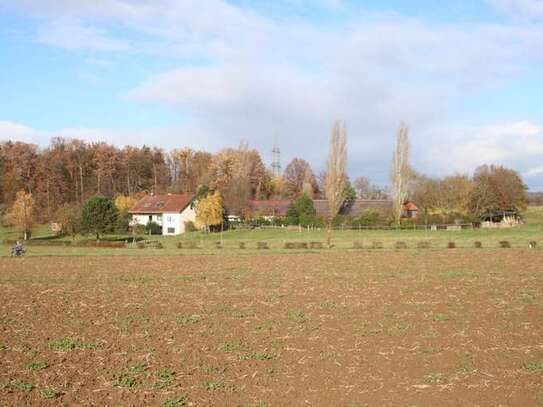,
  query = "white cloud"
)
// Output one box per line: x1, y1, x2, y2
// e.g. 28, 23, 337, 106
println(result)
0, 121, 39, 143
487, 0, 543, 20
36, 18, 132, 52
3, 1, 543, 187
422, 121, 543, 177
